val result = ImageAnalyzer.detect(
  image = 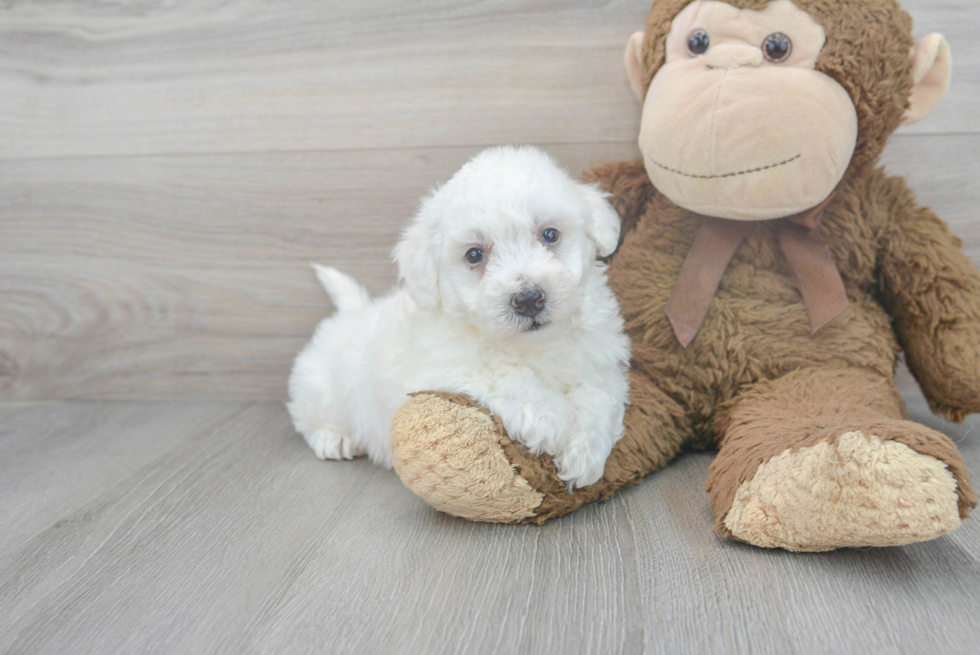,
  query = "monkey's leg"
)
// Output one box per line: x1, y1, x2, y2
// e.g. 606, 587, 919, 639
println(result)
390, 371, 690, 524
707, 368, 976, 551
